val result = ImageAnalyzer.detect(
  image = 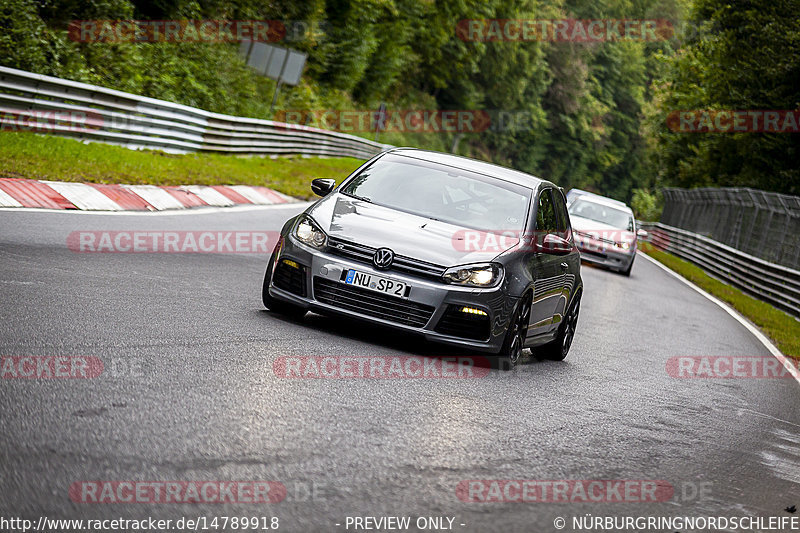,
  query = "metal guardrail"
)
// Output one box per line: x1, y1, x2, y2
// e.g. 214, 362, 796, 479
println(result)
0, 66, 390, 159
640, 222, 800, 317
661, 187, 800, 270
